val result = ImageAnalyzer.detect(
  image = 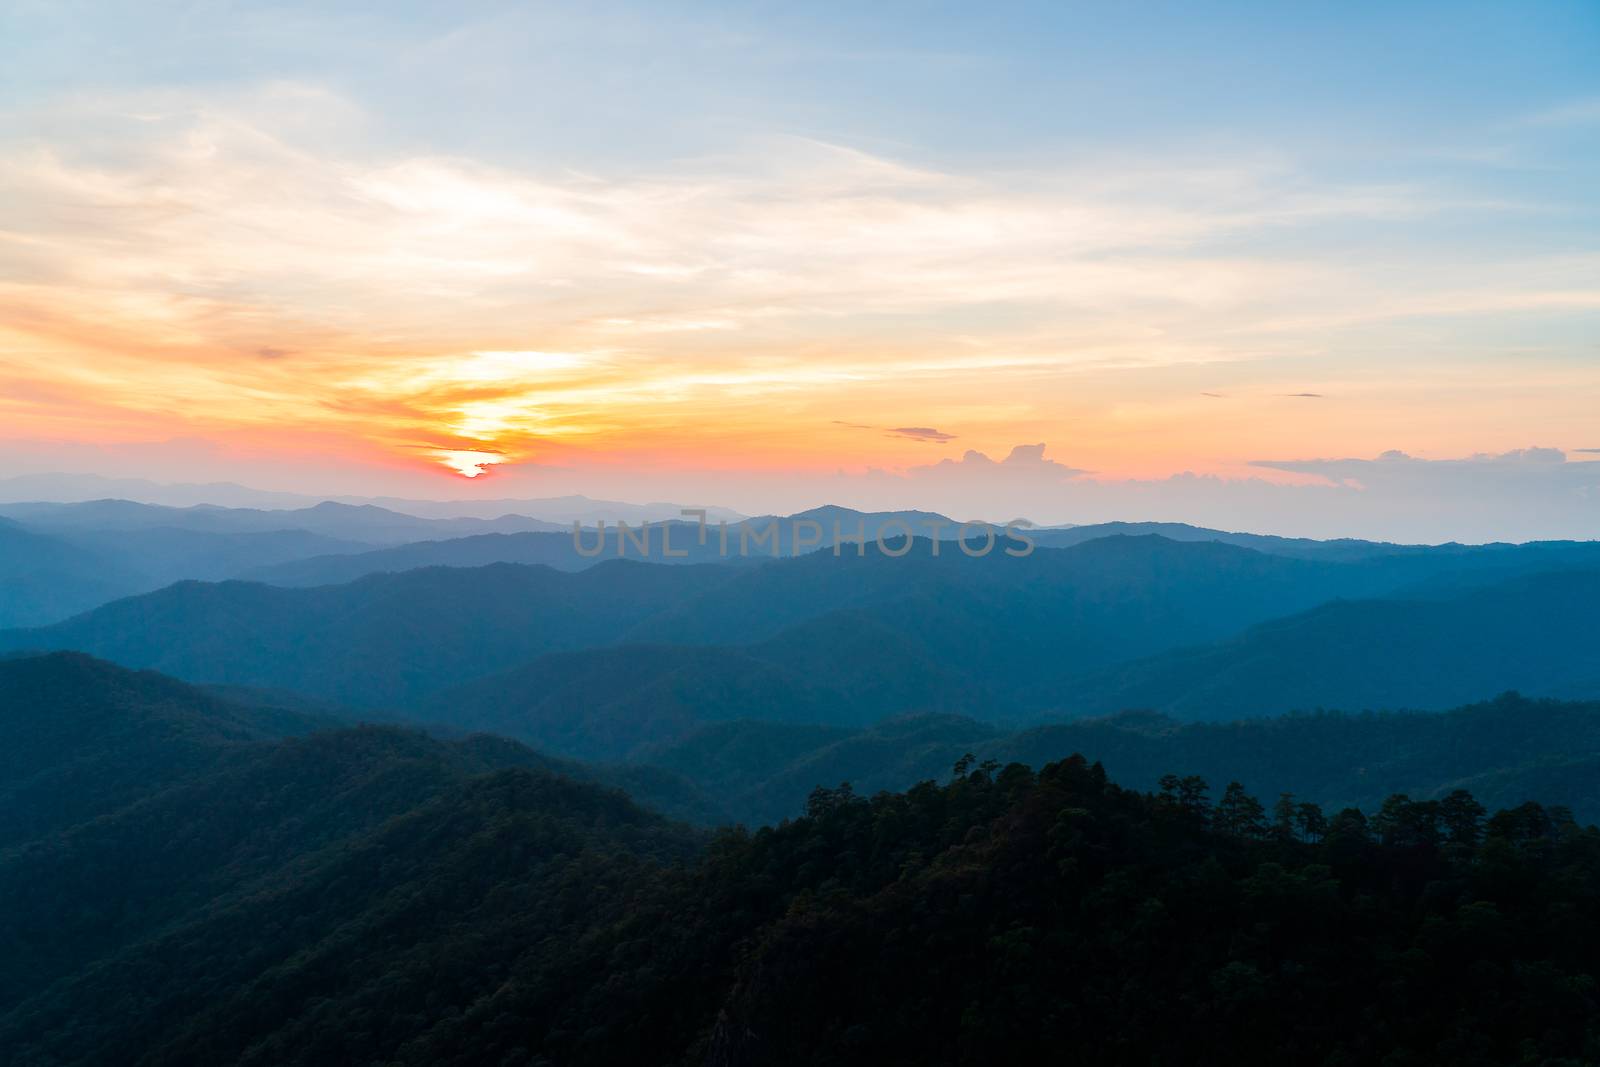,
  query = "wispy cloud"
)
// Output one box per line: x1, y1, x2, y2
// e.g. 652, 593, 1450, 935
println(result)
887, 426, 956, 443
0, 84, 1594, 481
